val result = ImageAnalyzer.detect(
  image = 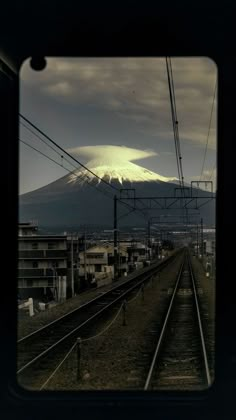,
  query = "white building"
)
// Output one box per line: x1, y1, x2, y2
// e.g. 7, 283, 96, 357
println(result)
18, 223, 67, 301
